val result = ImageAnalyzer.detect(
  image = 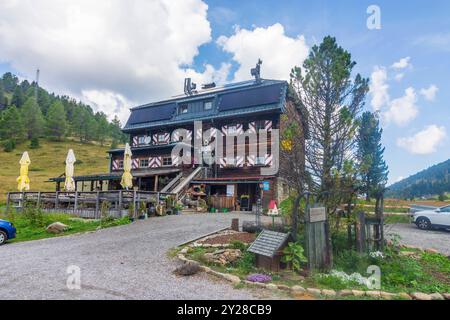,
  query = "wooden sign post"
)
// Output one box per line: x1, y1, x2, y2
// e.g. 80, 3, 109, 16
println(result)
305, 203, 332, 271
